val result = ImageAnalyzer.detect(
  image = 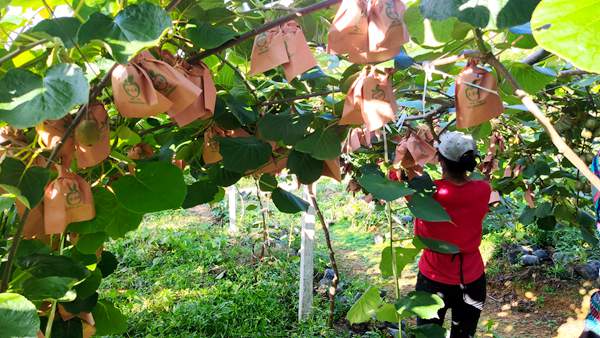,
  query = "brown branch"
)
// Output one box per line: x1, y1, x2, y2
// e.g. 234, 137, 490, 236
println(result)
474, 29, 600, 191
403, 103, 452, 121
559, 69, 590, 77
165, 0, 182, 12
187, 0, 341, 63
260, 90, 338, 107
308, 185, 339, 328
